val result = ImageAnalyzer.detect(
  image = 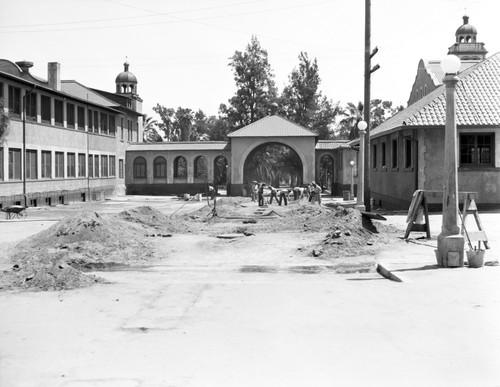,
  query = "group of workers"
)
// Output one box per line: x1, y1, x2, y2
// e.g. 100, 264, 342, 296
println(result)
251, 181, 322, 207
